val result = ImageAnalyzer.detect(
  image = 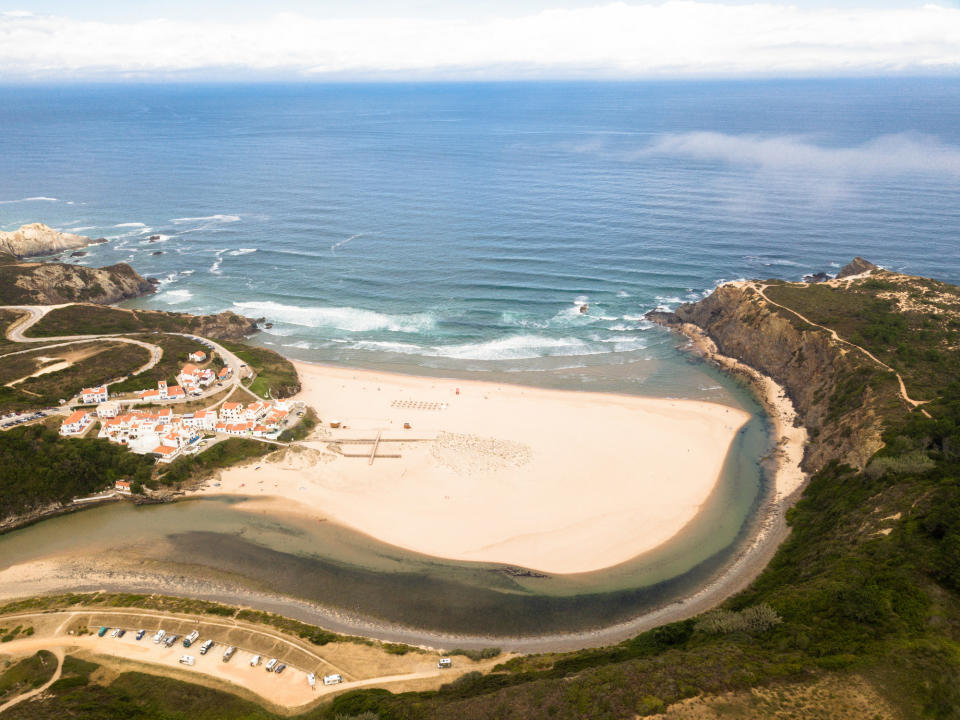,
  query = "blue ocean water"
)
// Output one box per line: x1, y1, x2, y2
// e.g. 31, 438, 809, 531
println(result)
1, 79, 959, 385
